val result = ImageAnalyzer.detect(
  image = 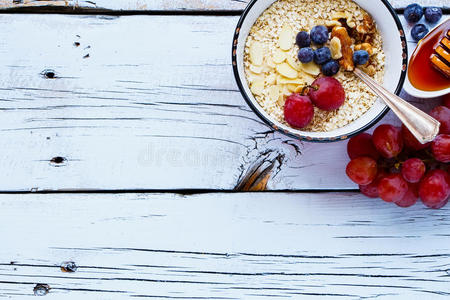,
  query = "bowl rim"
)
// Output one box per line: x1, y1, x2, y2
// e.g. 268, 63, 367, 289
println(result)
232, 0, 408, 143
